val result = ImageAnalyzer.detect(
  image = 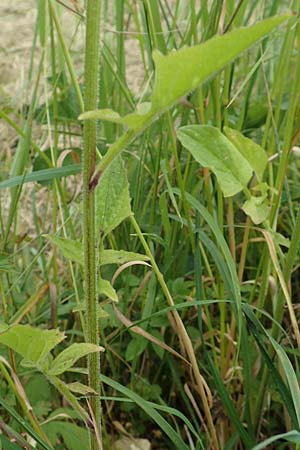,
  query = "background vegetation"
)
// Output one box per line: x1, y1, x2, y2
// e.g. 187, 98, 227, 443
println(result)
0, 1, 300, 449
